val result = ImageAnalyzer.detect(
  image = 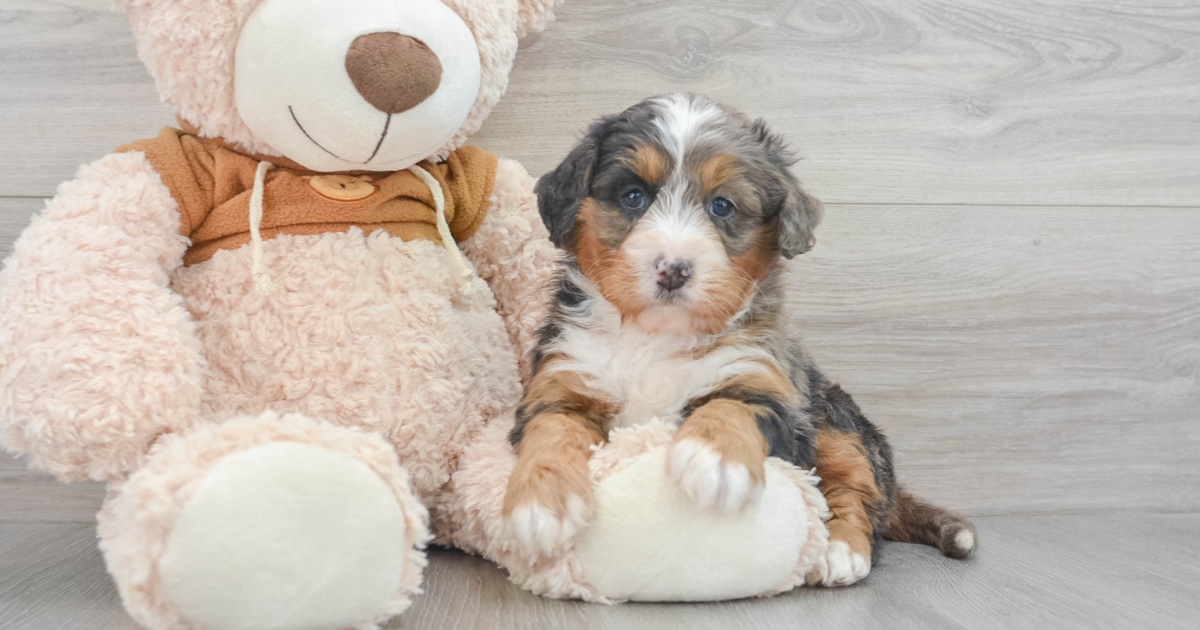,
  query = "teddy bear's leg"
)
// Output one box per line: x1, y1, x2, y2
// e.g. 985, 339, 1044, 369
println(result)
569, 444, 825, 601
436, 420, 514, 558
98, 411, 429, 630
